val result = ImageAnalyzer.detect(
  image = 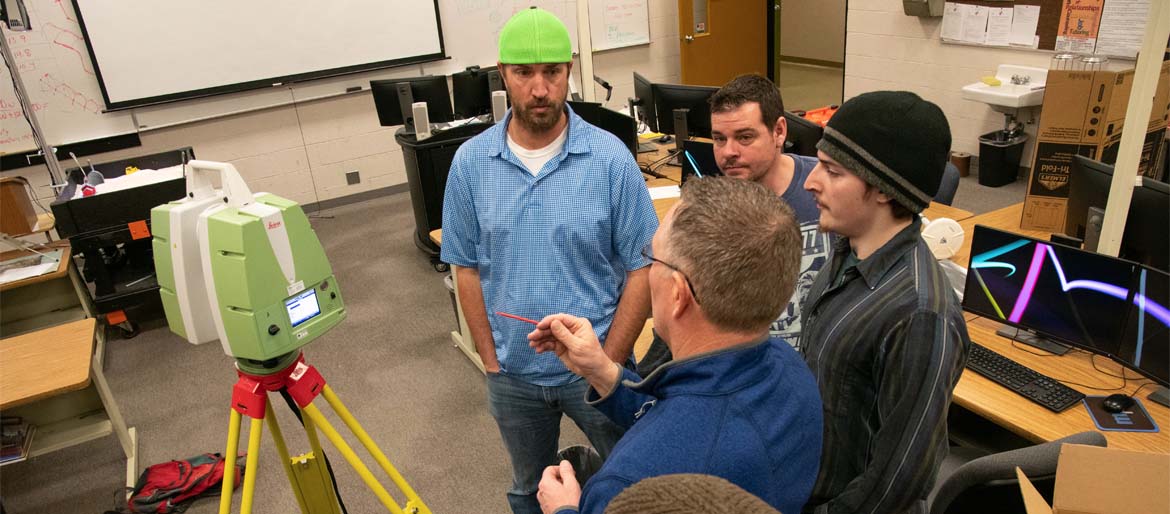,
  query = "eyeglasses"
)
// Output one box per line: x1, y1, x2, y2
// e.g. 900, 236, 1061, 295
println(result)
641, 247, 701, 305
